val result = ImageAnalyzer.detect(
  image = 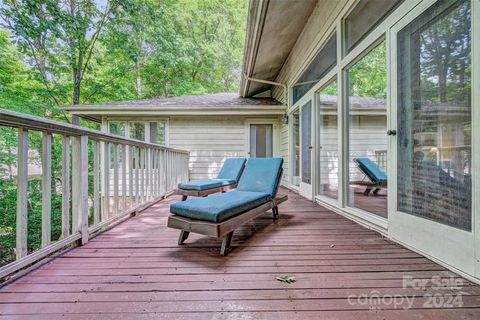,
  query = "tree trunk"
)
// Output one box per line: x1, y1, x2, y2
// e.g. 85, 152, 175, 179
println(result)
135, 60, 142, 97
